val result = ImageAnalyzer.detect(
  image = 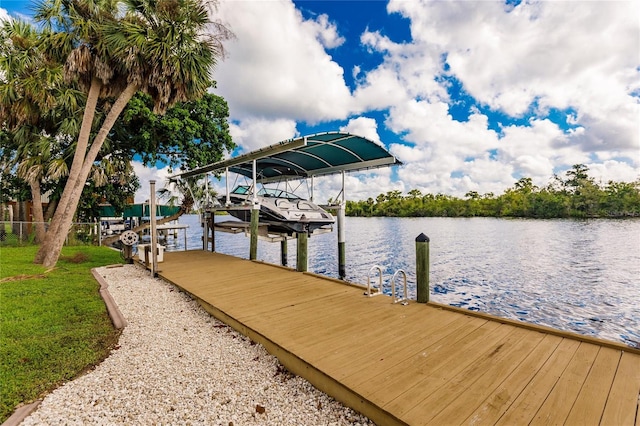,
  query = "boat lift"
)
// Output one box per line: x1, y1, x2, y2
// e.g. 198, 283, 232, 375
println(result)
171, 131, 402, 279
